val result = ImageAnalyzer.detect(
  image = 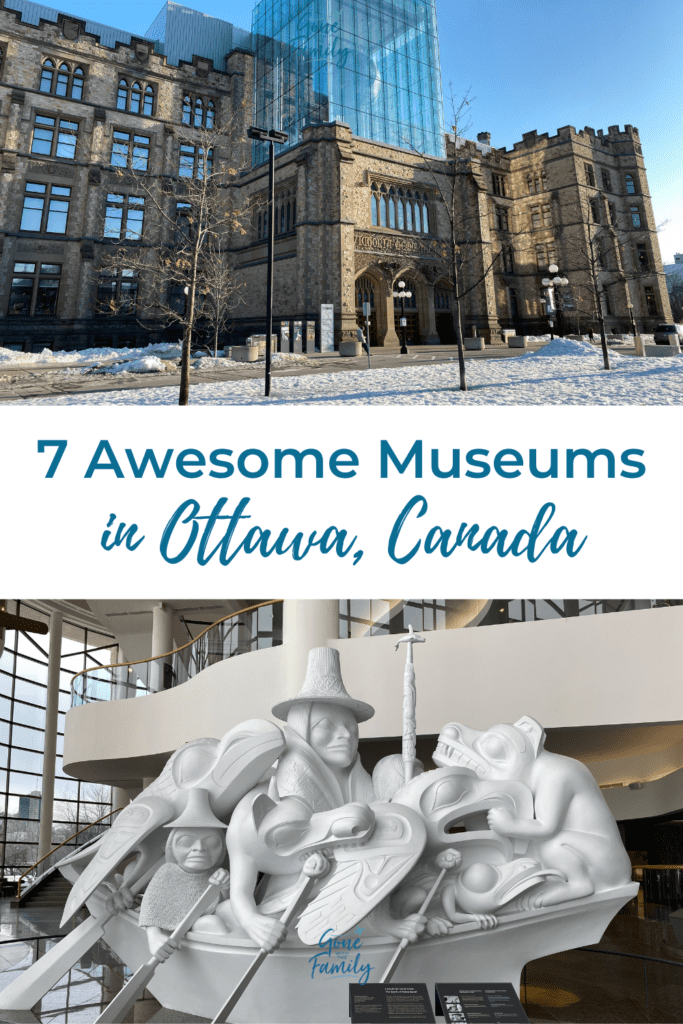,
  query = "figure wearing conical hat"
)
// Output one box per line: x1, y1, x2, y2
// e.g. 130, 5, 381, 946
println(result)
202, 649, 427, 952
138, 788, 230, 960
